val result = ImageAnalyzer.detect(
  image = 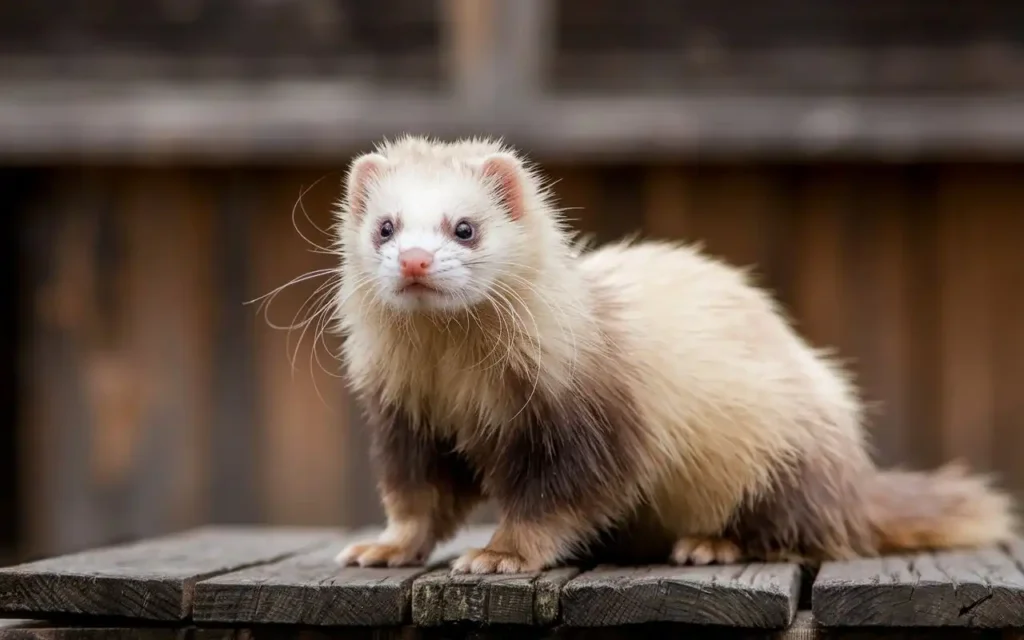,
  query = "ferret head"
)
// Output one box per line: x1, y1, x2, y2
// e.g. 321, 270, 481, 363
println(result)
334, 136, 564, 315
